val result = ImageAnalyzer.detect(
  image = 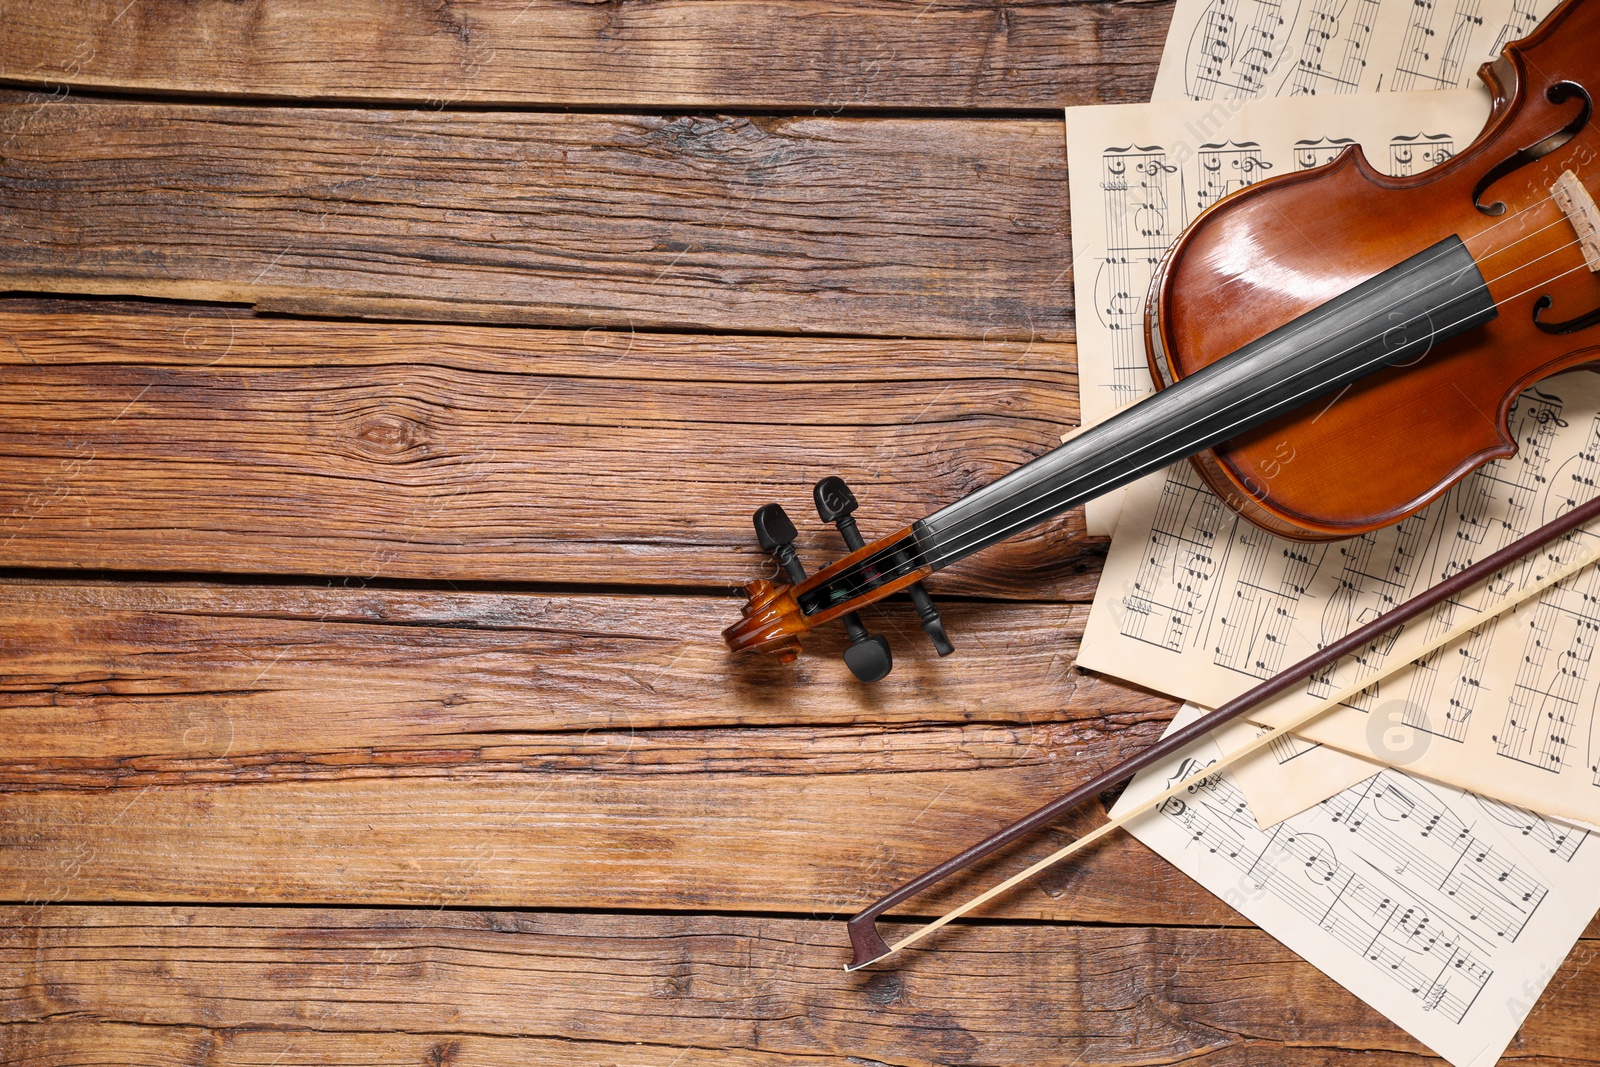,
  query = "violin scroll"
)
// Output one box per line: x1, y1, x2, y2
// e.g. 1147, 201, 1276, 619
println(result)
724, 575, 806, 662
723, 479, 949, 681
